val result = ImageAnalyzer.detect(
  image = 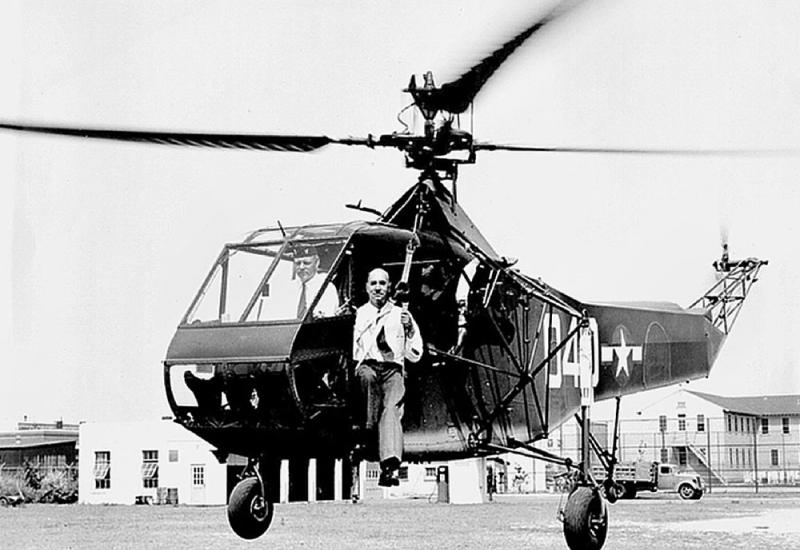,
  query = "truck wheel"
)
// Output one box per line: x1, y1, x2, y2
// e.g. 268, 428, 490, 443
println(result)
563, 486, 608, 550
0, 497, 8, 507
620, 483, 637, 499
603, 481, 622, 504
227, 477, 274, 539
678, 483, 696, 500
